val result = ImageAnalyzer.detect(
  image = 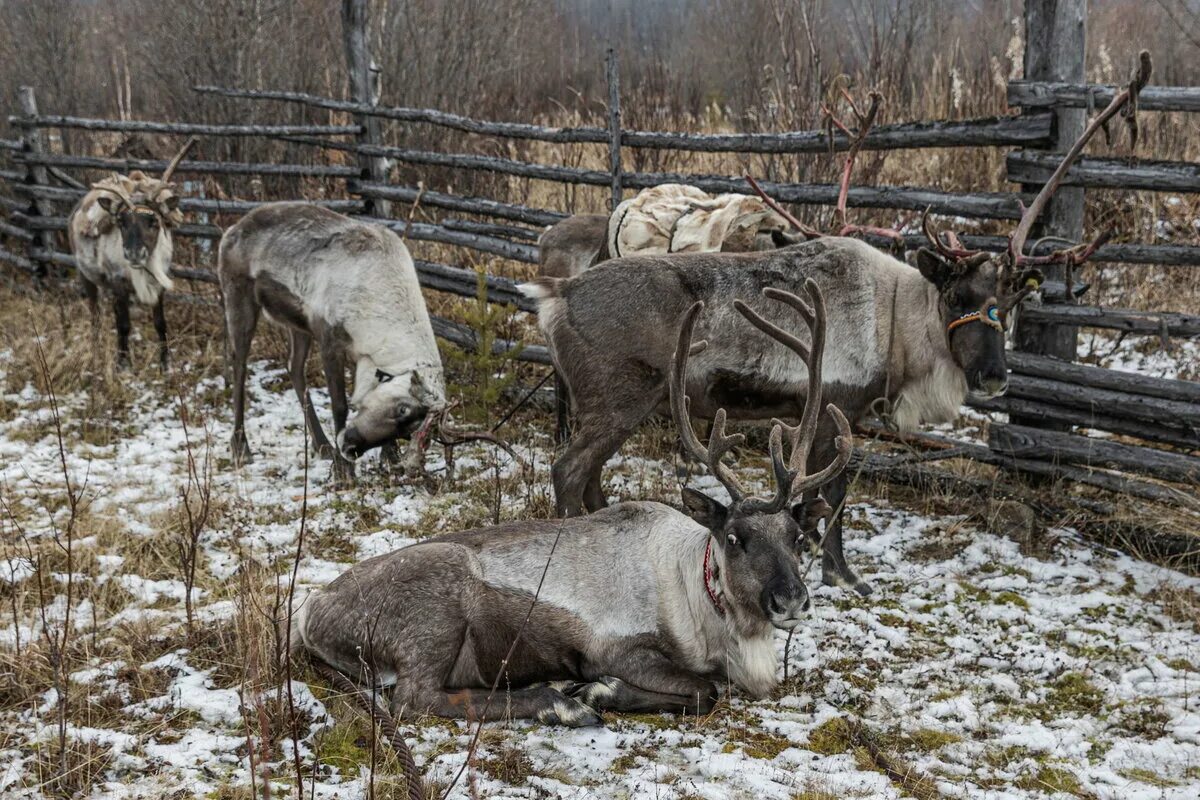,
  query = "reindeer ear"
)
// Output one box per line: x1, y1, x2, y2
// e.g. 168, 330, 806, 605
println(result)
791, 497, 832, 533
680, 488, 728, 532
770, 229, 805, 248
915, 248, 957, 290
